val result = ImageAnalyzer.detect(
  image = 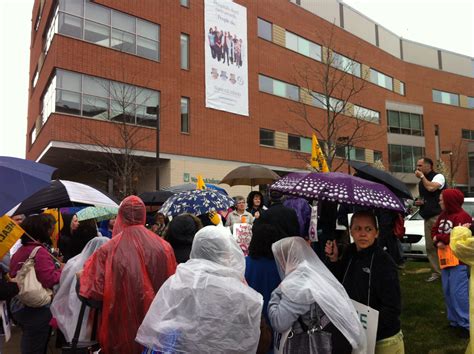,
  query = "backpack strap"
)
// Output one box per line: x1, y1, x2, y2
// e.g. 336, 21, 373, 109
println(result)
28, 246, 43, 260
